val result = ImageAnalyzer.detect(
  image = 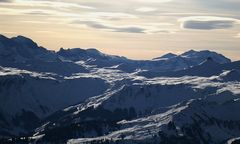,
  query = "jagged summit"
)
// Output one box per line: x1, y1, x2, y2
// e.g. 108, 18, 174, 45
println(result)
58, 48, 103, 56
57, 47, 103, 60
57, 47, 128, 64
